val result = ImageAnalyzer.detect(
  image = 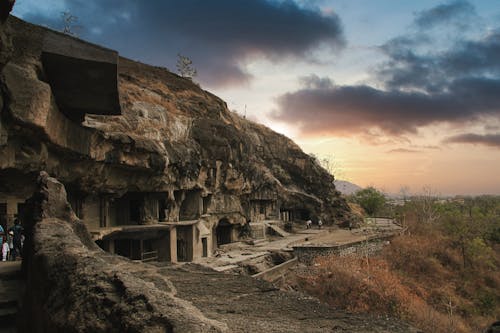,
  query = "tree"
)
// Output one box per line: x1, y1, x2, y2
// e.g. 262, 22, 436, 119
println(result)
176, 54, 197, 79
310, 153, 345, 179
399, 185, 410, 203
352, 187, 386, 217
412, 186, 440, 224
61, 11, 81, 37
440, 197, 499, 269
